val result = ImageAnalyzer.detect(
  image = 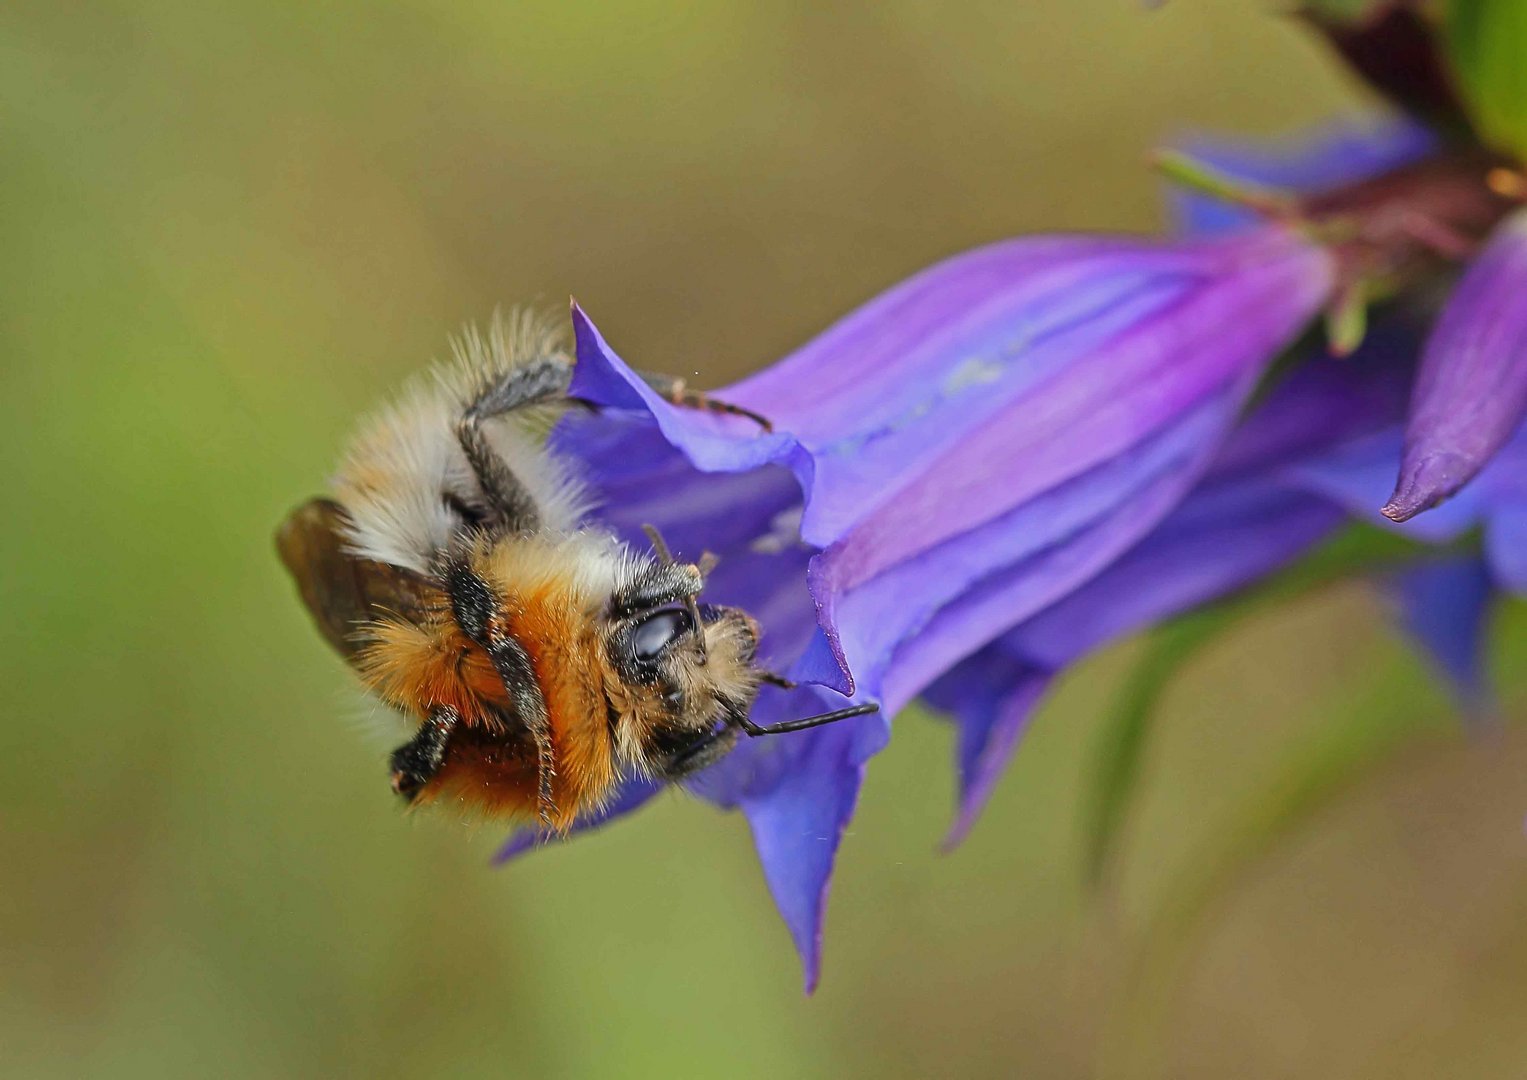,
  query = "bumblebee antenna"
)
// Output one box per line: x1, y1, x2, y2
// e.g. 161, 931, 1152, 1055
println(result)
736, 701, 879, 737
641, 523, 708, 664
